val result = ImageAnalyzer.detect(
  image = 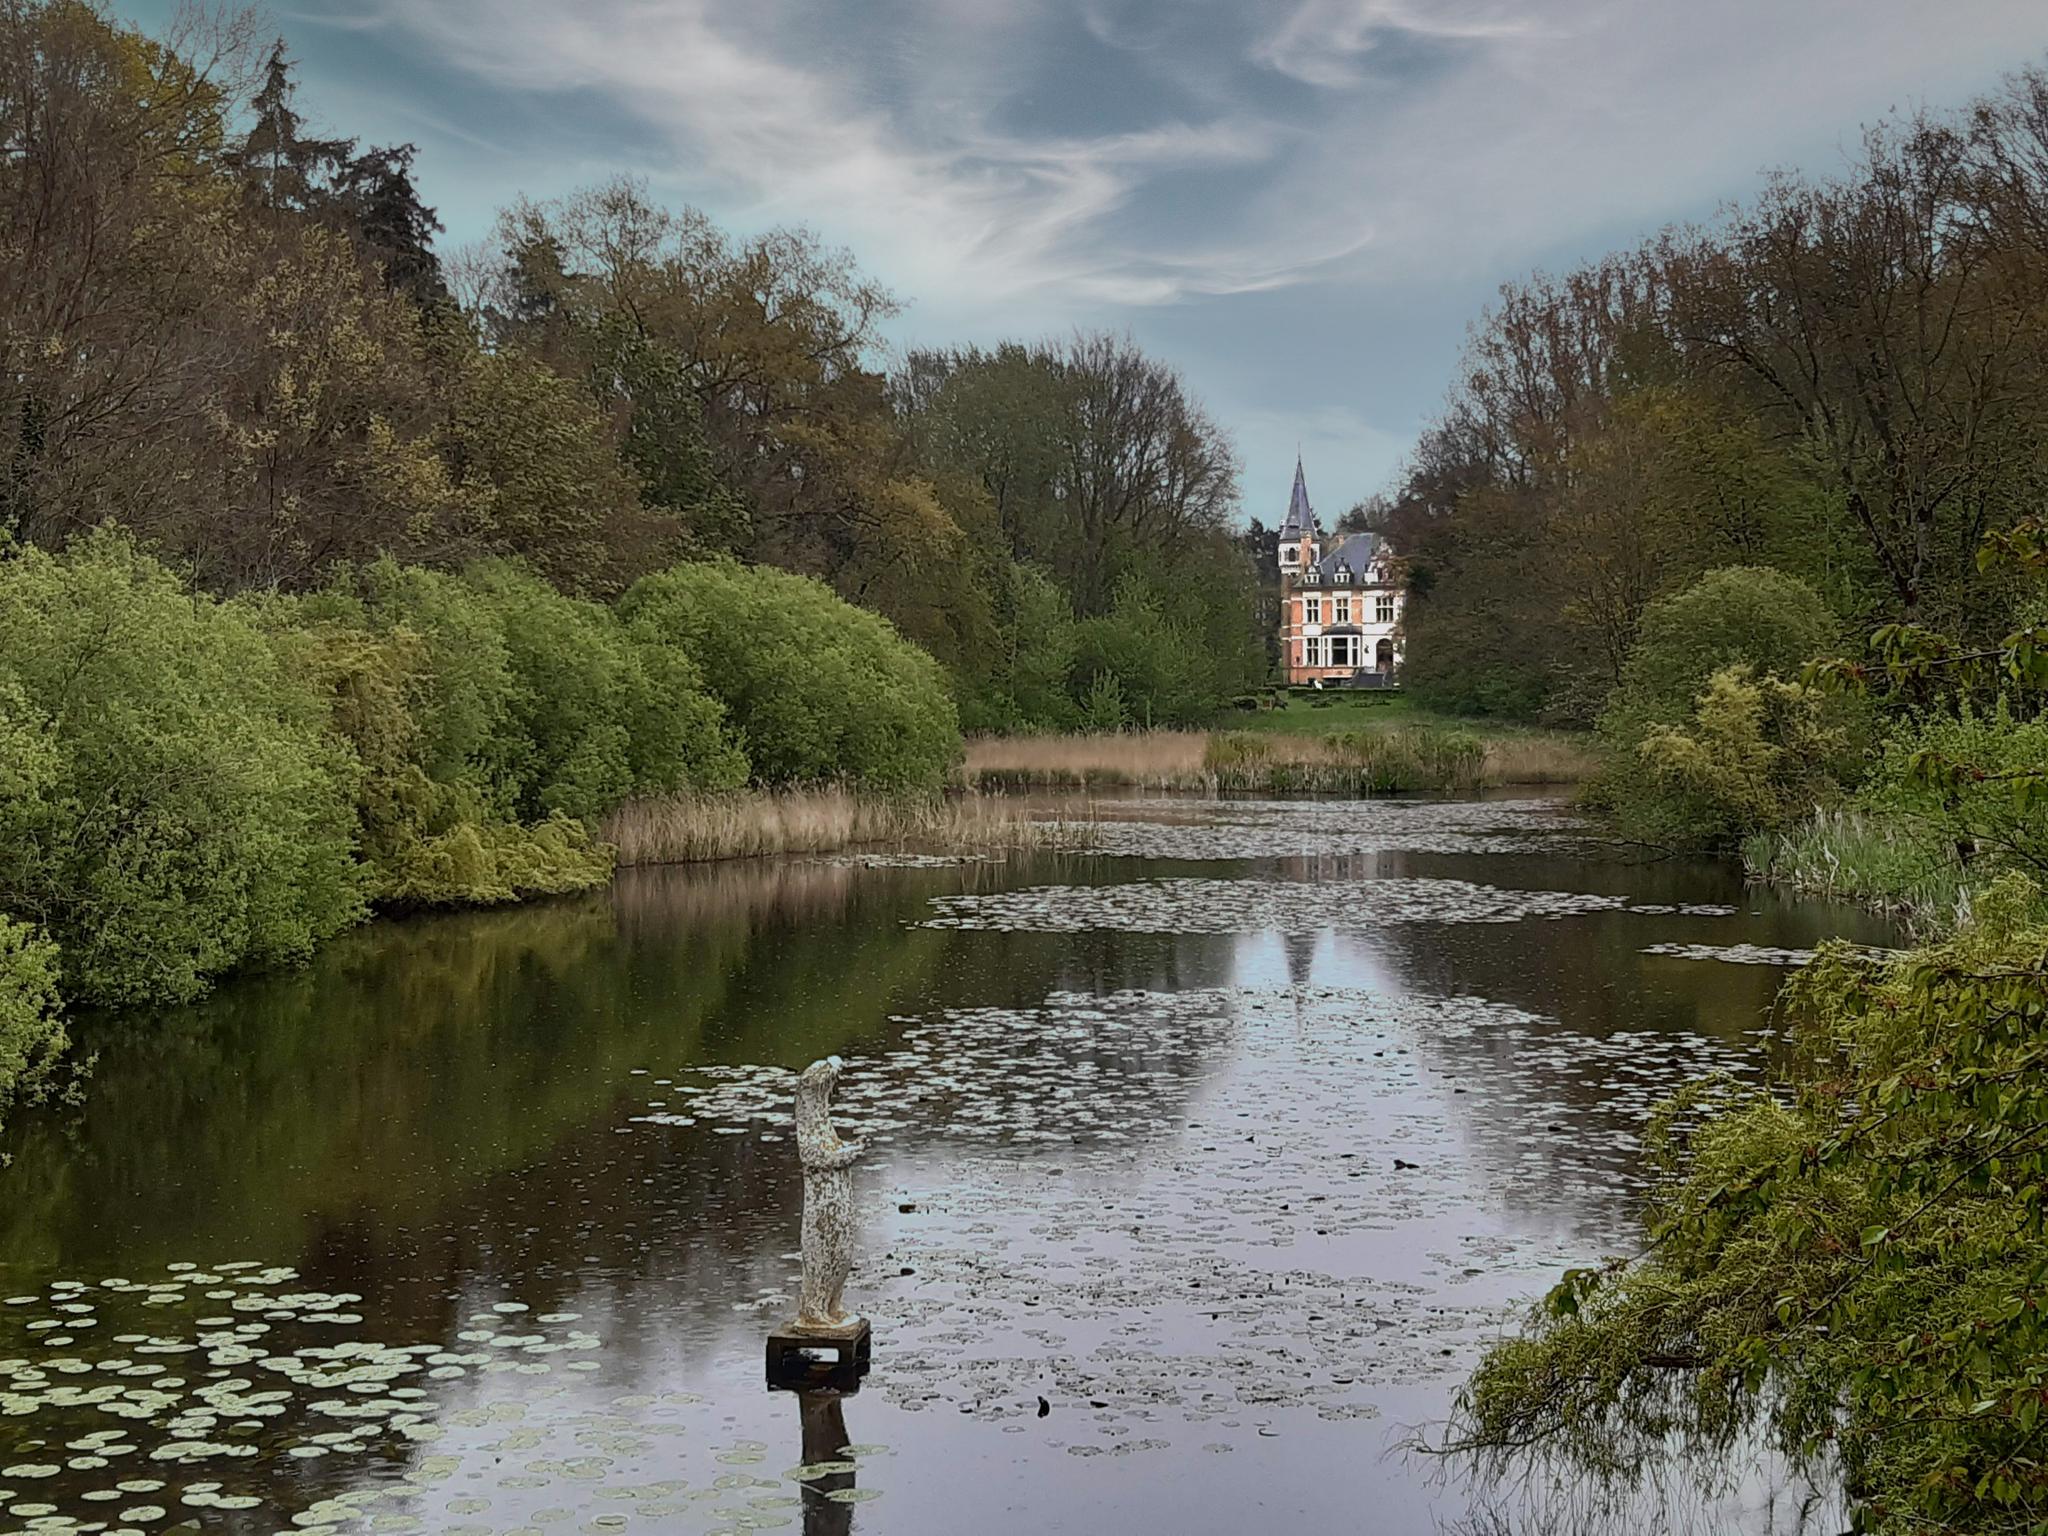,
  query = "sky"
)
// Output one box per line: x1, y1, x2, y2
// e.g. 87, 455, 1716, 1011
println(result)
122, 0, 2048, 527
